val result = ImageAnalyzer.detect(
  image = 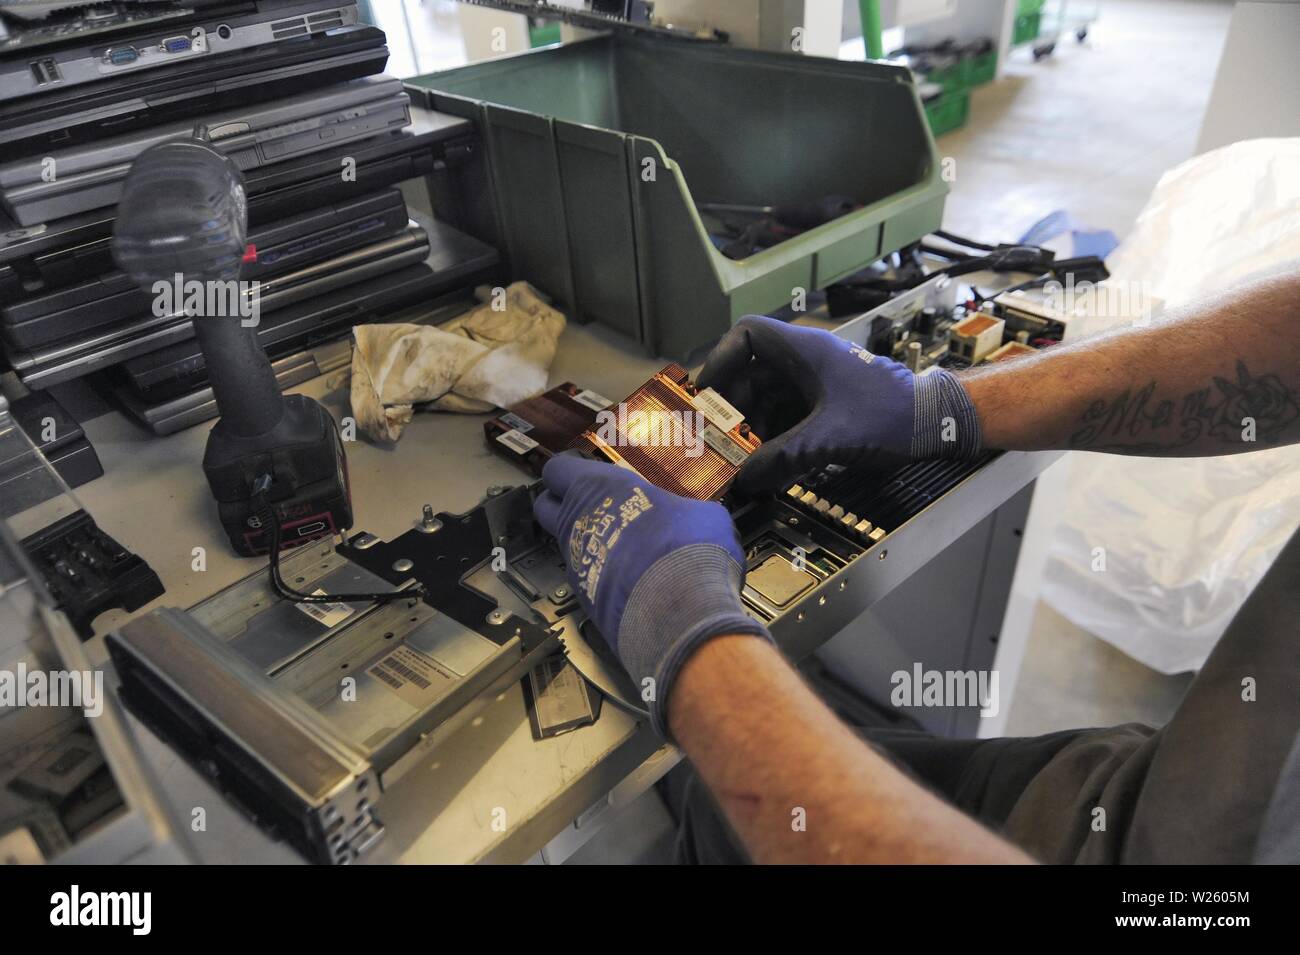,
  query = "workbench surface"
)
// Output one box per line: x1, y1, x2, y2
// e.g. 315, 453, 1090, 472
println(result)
65, 271, 1059, 863
74, 319, 682, 864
